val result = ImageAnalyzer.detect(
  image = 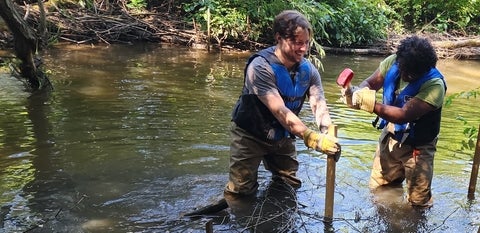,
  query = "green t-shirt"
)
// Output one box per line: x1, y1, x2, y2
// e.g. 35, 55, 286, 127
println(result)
378, 54, 445, 108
